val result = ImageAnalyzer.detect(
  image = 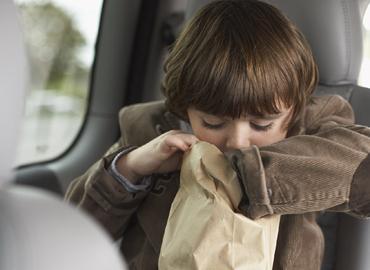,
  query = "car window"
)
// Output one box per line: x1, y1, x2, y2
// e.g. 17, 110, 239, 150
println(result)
14, 0, 103, 165
359, 3, 370, 88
